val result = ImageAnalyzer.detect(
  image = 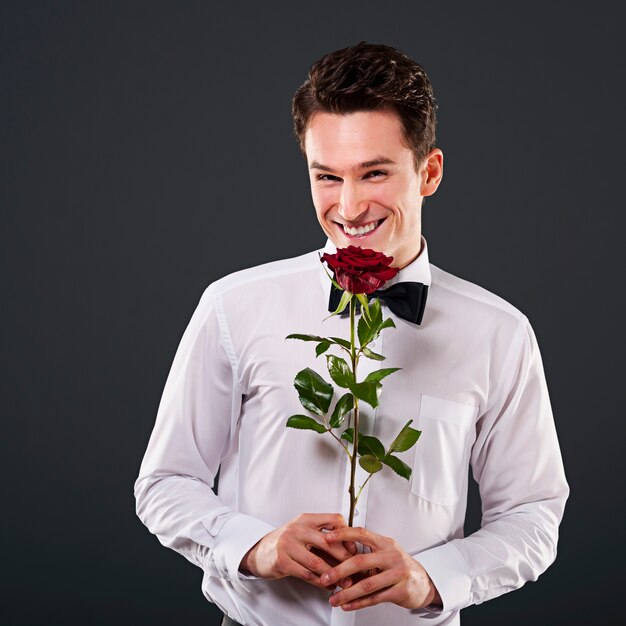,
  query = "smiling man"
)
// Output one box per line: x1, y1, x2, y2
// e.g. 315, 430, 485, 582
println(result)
305, 108, 441, 269
135, 43, 568, 626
